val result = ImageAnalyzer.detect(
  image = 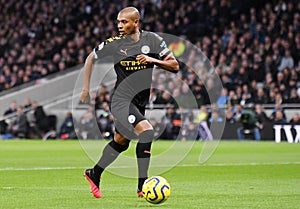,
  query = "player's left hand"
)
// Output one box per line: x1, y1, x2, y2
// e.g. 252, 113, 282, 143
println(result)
136, 54, 154, 64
